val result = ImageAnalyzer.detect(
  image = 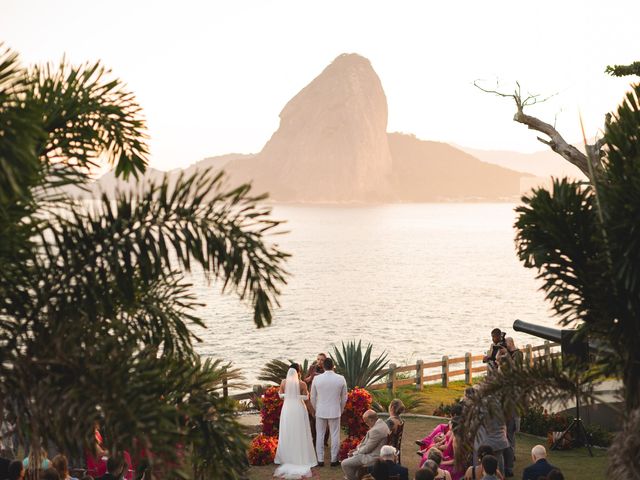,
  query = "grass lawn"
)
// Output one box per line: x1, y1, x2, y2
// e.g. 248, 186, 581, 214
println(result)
247, 416, 608, 480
